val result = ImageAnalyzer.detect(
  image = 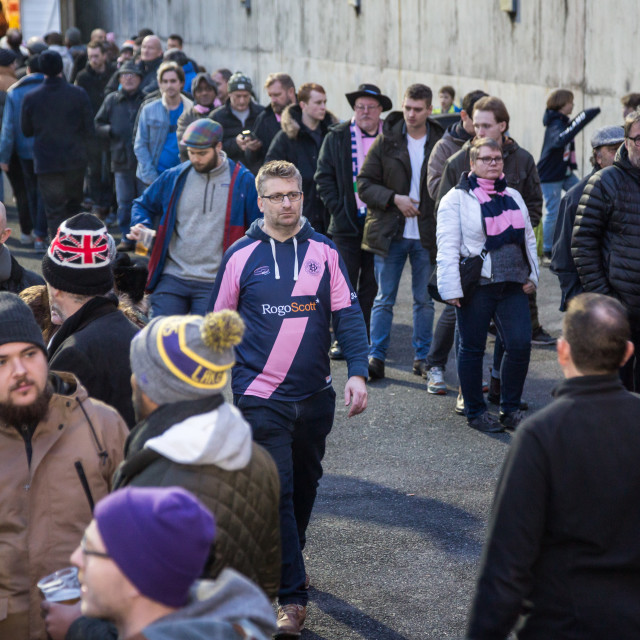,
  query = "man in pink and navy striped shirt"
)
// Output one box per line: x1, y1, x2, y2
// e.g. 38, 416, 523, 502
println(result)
209, 159, 368, 637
